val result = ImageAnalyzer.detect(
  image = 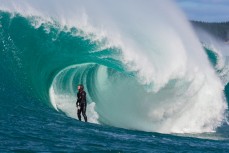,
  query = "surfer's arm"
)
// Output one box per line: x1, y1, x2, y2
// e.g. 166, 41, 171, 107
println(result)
76, 95, 80, 106
76, 92, 81, 104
